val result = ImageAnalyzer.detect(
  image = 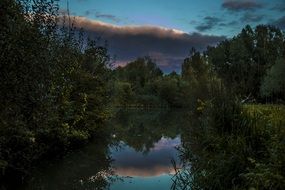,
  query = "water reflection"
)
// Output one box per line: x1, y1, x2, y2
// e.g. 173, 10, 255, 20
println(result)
22, 136, 114, 190
110, 110, 183, 152
111, 137, 180, 177
108, 110, 185, 190
19, 109, 189, 190
109, 138, 180, 190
